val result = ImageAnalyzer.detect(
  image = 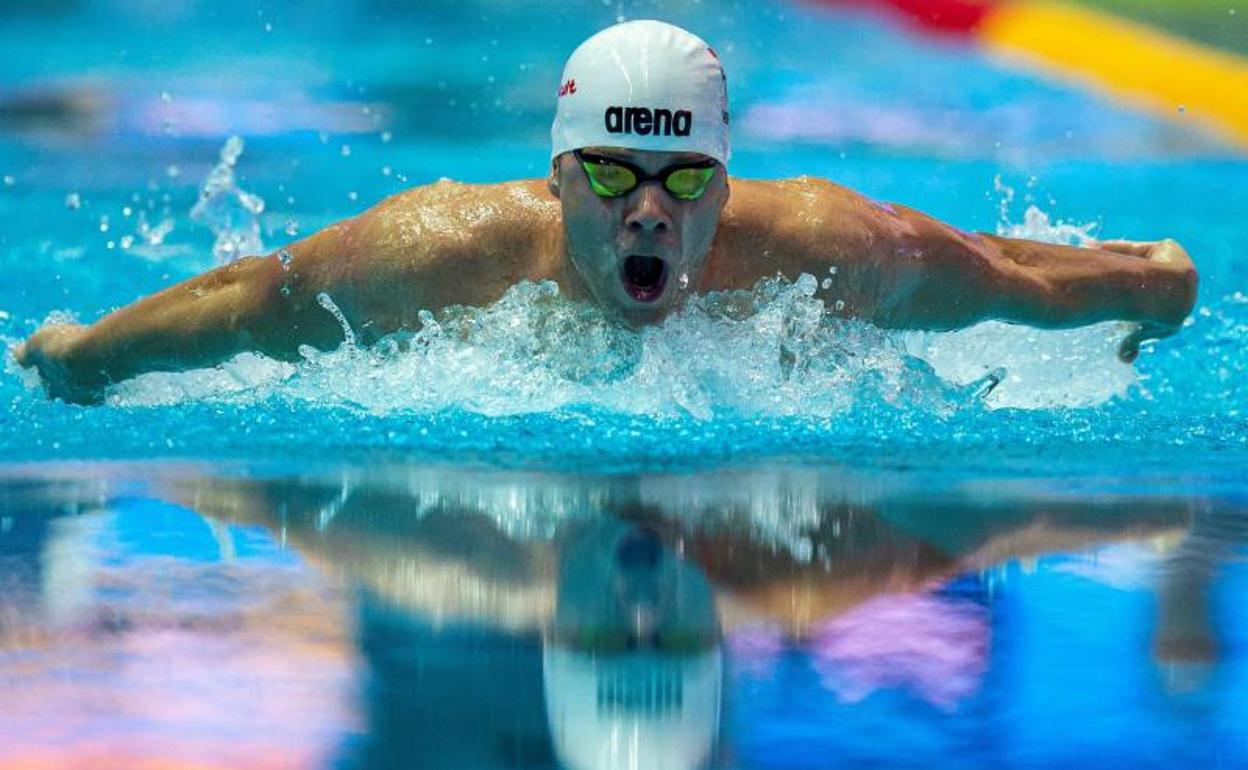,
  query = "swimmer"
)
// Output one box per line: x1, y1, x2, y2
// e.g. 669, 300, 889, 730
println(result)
16, 20, 1198, 405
